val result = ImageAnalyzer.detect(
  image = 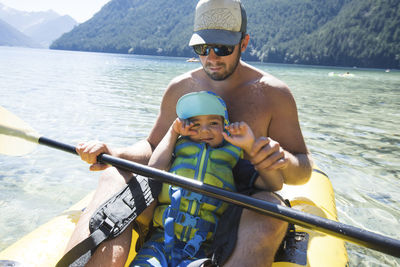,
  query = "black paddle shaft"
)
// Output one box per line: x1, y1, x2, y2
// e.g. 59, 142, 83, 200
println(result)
38, 136, 400, 258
